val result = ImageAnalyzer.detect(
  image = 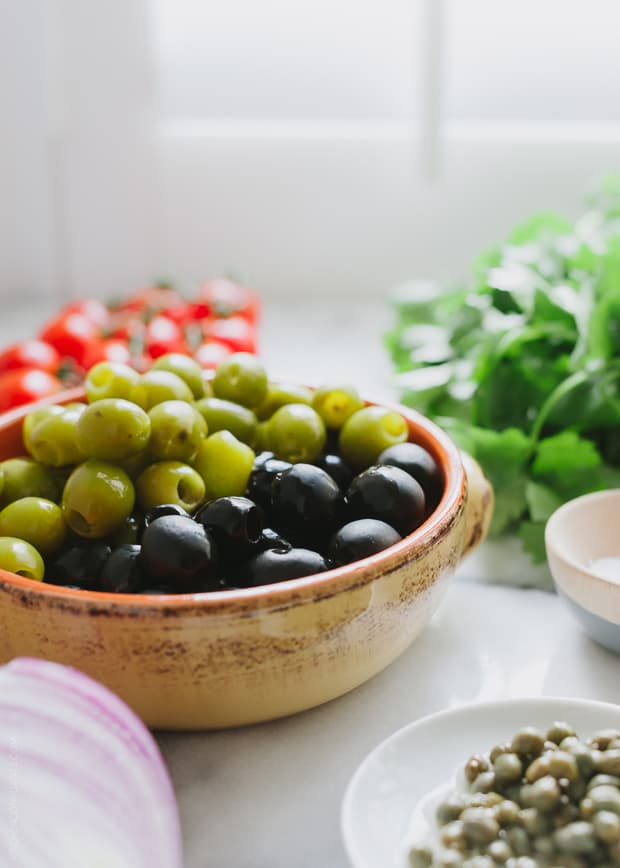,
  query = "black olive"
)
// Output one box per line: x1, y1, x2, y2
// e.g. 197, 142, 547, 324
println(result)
107, 514, 141, 547
140, 515, 218, 591
253, 527, 292, 553
194, 496, 263, 546
346, 465, 426, 536
243, 547, 328, 586
246, 457, 292, 510
101, 544, 144, 593
377, 442, 442, 510
314, 453, 355, 491
270, 463, 344, 547
328, 519, 401, 566
46, 542, 112, 589
140, 503, 191, 540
